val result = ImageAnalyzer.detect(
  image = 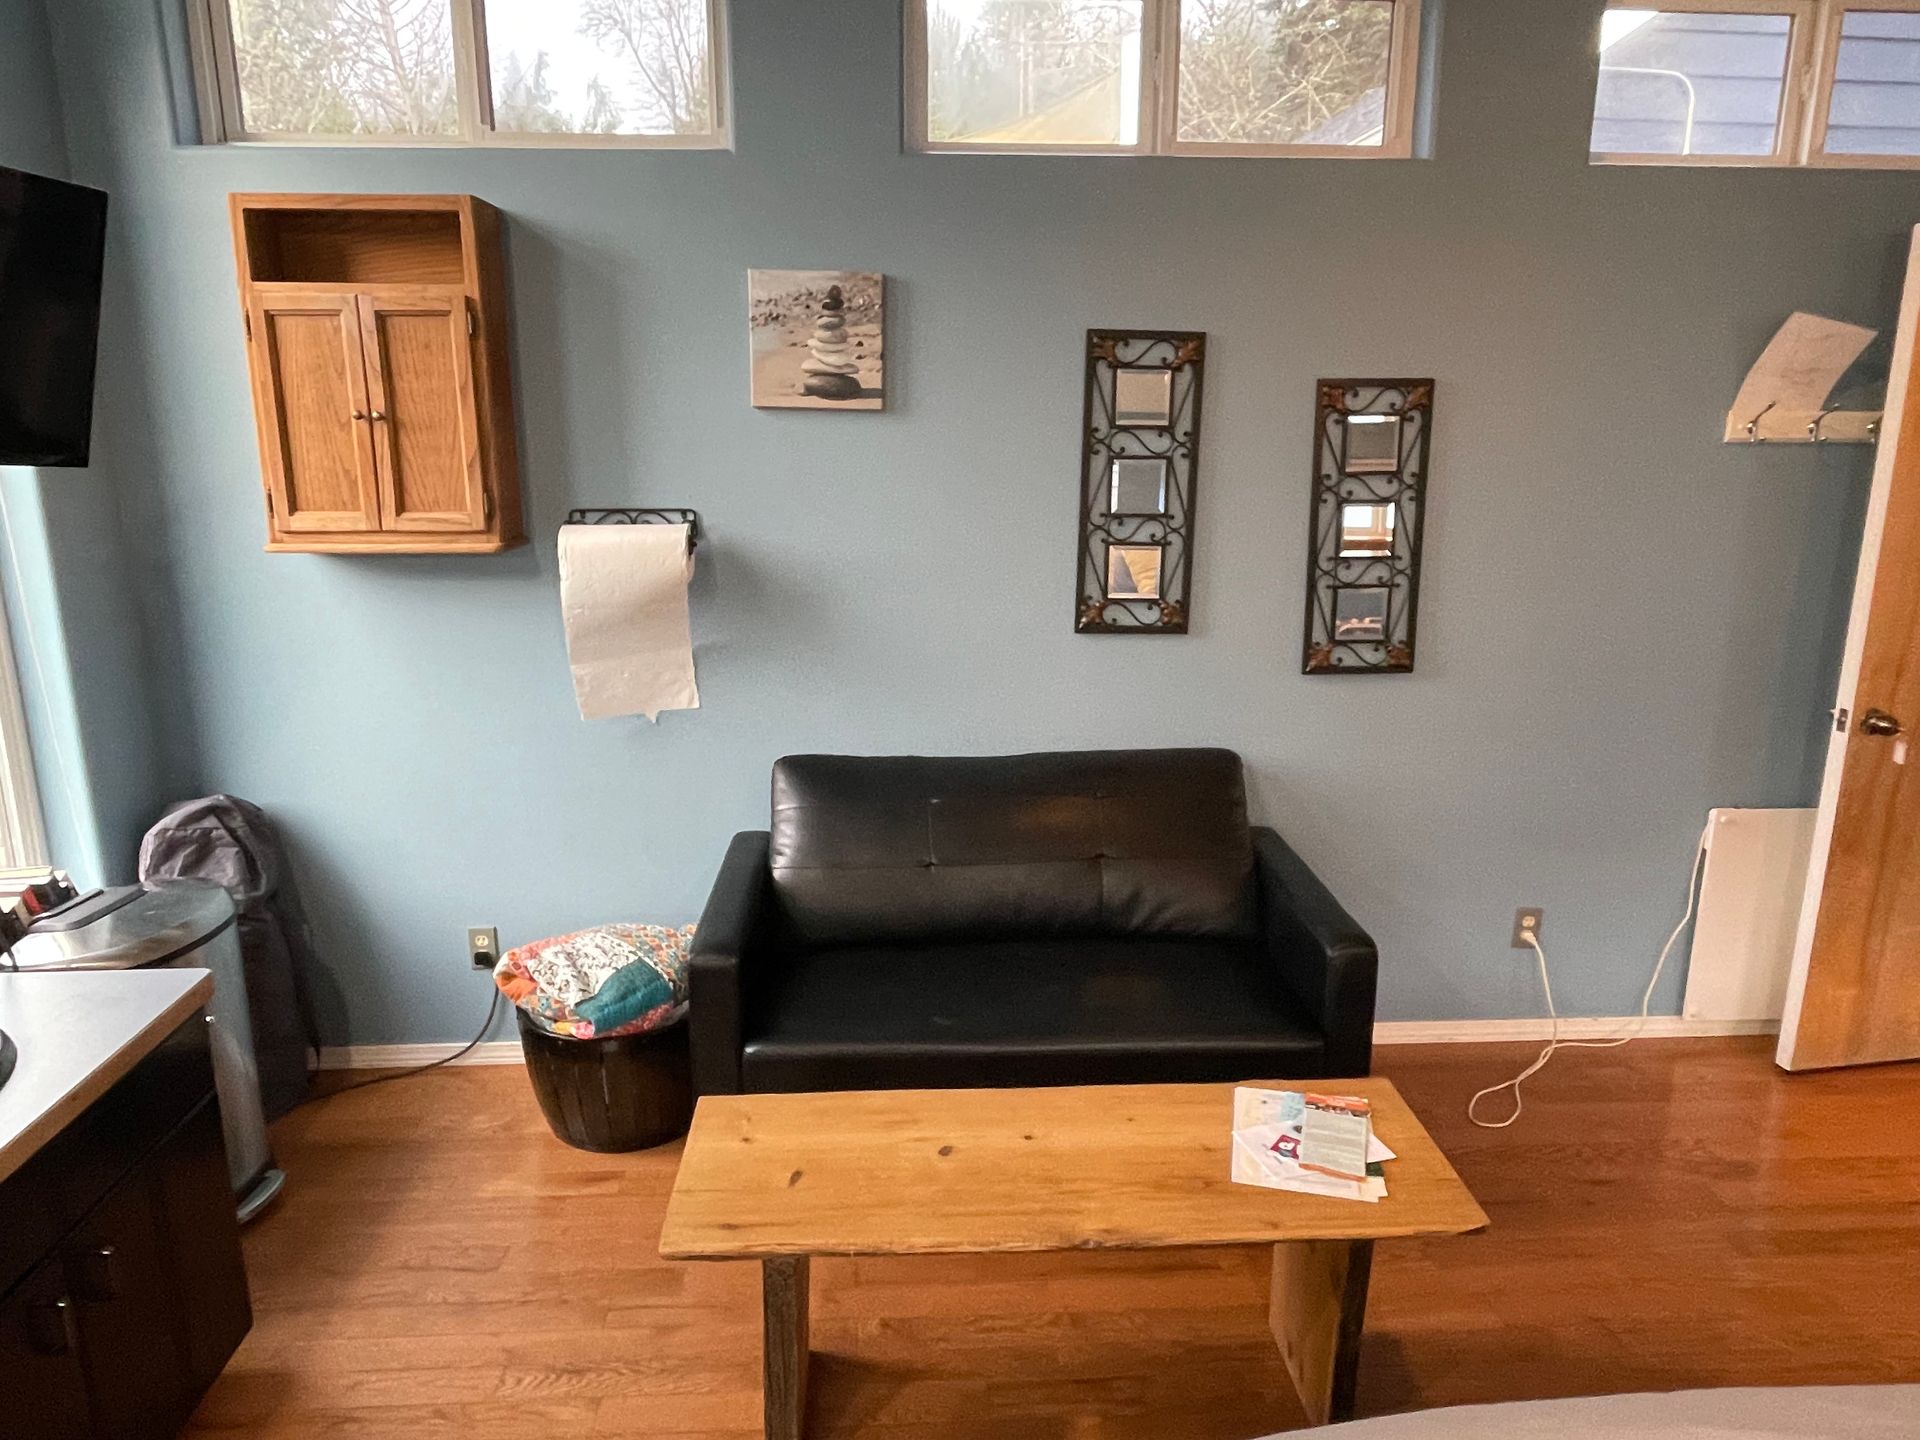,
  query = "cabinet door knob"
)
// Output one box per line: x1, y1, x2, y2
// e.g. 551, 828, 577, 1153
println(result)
370, 410, 387, 421
351, 409, 368, 421
70, 1244, 119, 1301
24, 1297, 77, 1355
